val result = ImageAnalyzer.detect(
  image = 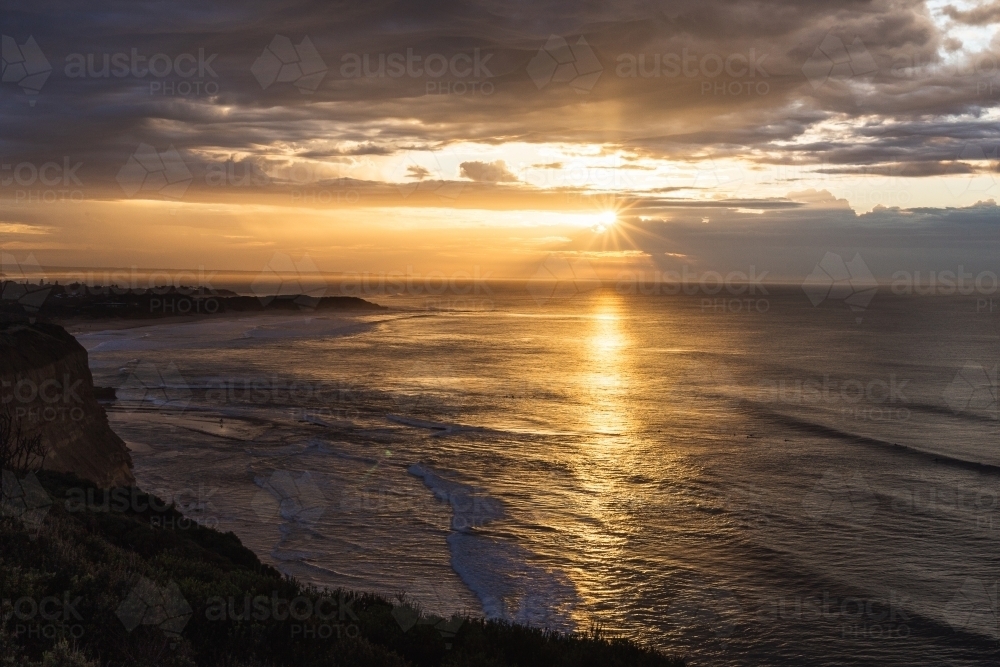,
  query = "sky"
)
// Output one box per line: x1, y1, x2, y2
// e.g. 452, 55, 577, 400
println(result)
1, 0, 999, 283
